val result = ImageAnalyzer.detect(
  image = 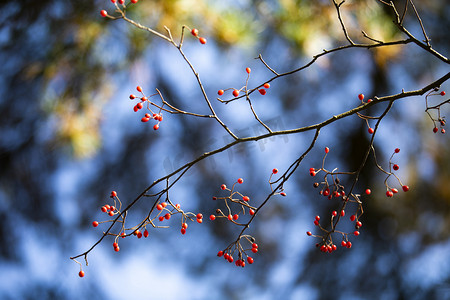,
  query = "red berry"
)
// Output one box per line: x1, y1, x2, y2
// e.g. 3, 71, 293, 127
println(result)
100, 10, 108, 17
232, 89, 239, 97
159, 216, 164, 222
358, 94, 364, 101
356, 221, 363, 228
114, 246, 120, 252
310, 171, 316, 176
197, 218, 203, 224
251, 247, 258, 253
243, 196, 250, 202
133, 105, 139, 112
365, 189, 371, 195
92, 221, 99, 227
221, 184, 227, 190
191, 28, 199, 36
247, 257, 254, 264
252, 243, 258, 249
391, 188, 398, 194
323, 188, 330, 196
393, 164, 399, 171
441, 128, 446, 134
272, 168, 278, 174
136, 102, 143, 110
209, 215, 216, 221
313, 220, 319, 226
315, 215, 320, 221
249, 209, 255, 215
306, 231, 312, 236
325, 147, 330, 153
228, 215, 233, 221
233, 214, 239, 220
237, 178, 243, 184
156, 204, 163, 211
367, 98, 373, 103
386, 191, 394, 197
182, 223, 188, 229
218, 89, 224, 96
402, 185, 409, 192
258, 89, 266, 95
78, 270, 85, 277
129, 95, 136, 100
440, 91, 446, 96
246, 67, 251, 74
161, 202, 167, 208
332, 211, 337, 217
354, 231, 360, 236
368, 127, 374, 134
165, 213, 171, 220
181, 228, 186, 235
263, 83, 270, 89
346, 241, 352, 248
340, 210, 345, 217
110, 191, 117, 198
341, 241, 347, 247
131, 0, 138, 3
395, 148, 400, 153
141, 117, 150, 122
217, 251, 224, 257
144, 229, 149, 238
280, 192, 286, 196
196, 213, 203, 219
136, 86, 143, 93
199, 37, 207, 44
332, 244, 337, 251
433, 127, 438, 133
350, 215, 356, 222
101, 206, 107, 213
153, 124, 159, 130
